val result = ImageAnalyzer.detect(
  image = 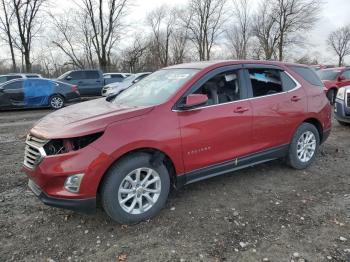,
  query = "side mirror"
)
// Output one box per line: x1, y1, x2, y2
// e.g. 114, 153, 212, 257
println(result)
180, 94, 208, 109
338, 75, 346, 81
65, 76, 72, 81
